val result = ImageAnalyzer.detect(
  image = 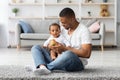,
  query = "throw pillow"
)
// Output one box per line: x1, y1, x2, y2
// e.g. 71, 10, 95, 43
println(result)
88, 21, 100, 33
86, 18, 97, 27
19, 20, 34, 33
